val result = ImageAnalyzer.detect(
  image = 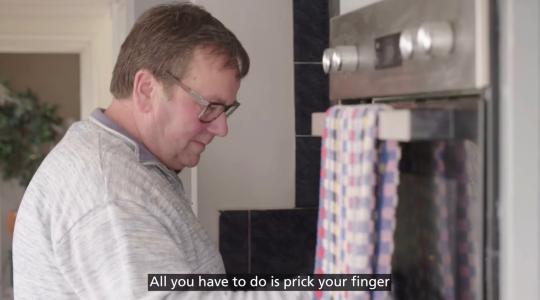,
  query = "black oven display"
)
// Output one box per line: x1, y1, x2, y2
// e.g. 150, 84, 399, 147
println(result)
375, 33, 402, 69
